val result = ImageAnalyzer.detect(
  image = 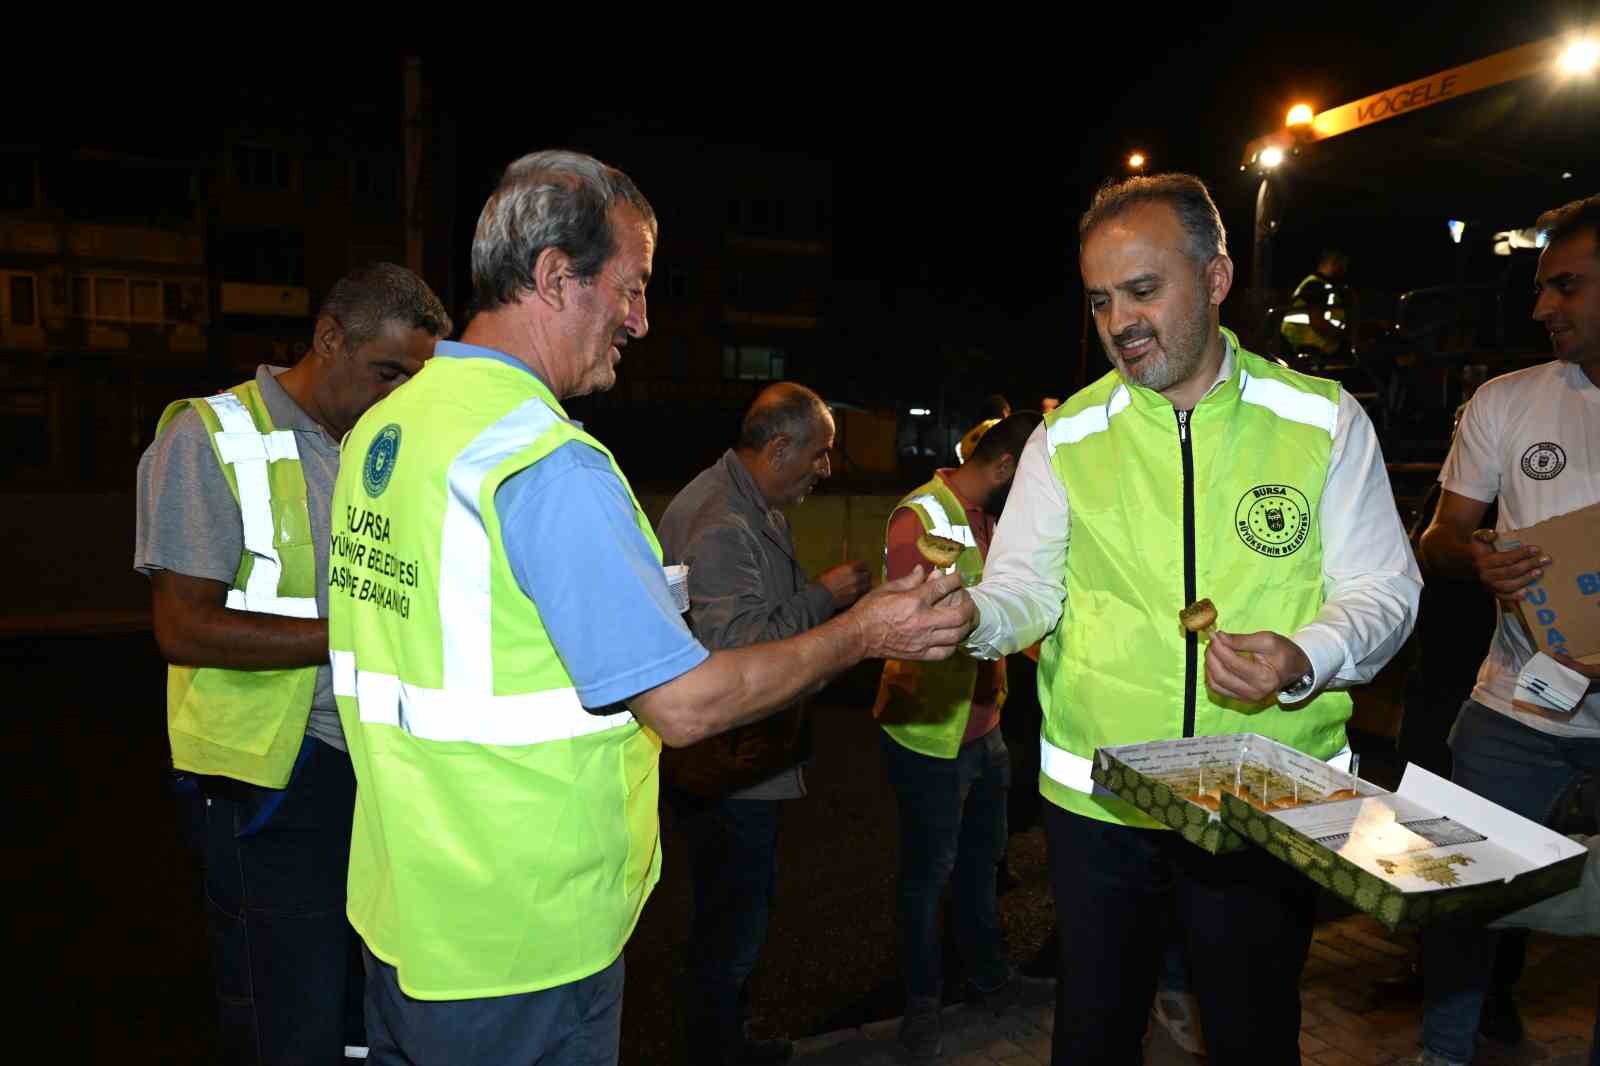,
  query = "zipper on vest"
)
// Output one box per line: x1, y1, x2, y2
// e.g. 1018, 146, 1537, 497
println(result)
1177, 408, 1197, 738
